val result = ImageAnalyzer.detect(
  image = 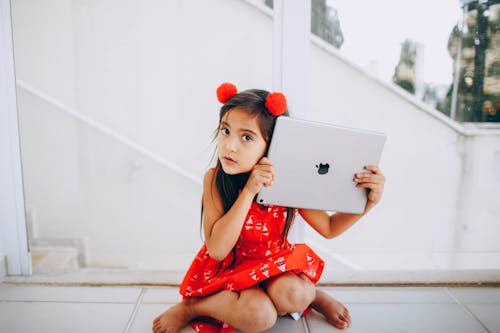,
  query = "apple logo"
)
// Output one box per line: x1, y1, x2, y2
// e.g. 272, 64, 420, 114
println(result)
316, 163, 330, 175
